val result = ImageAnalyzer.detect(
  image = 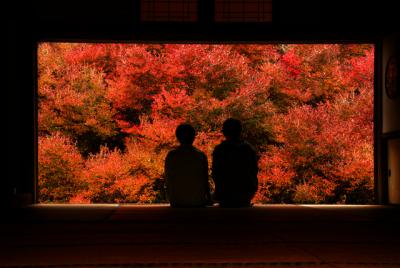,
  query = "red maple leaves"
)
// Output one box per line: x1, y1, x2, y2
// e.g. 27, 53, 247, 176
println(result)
37, 43, 374, 204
